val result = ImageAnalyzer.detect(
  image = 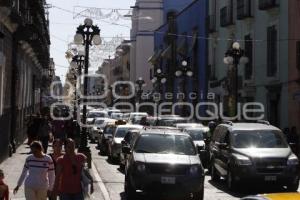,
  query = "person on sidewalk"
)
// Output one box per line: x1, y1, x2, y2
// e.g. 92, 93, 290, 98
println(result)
0, 169, 9, 200
48, 139, 64, 200
53, 139, 93, 200
38, 115, 52, 153
14, 141, 55, 200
